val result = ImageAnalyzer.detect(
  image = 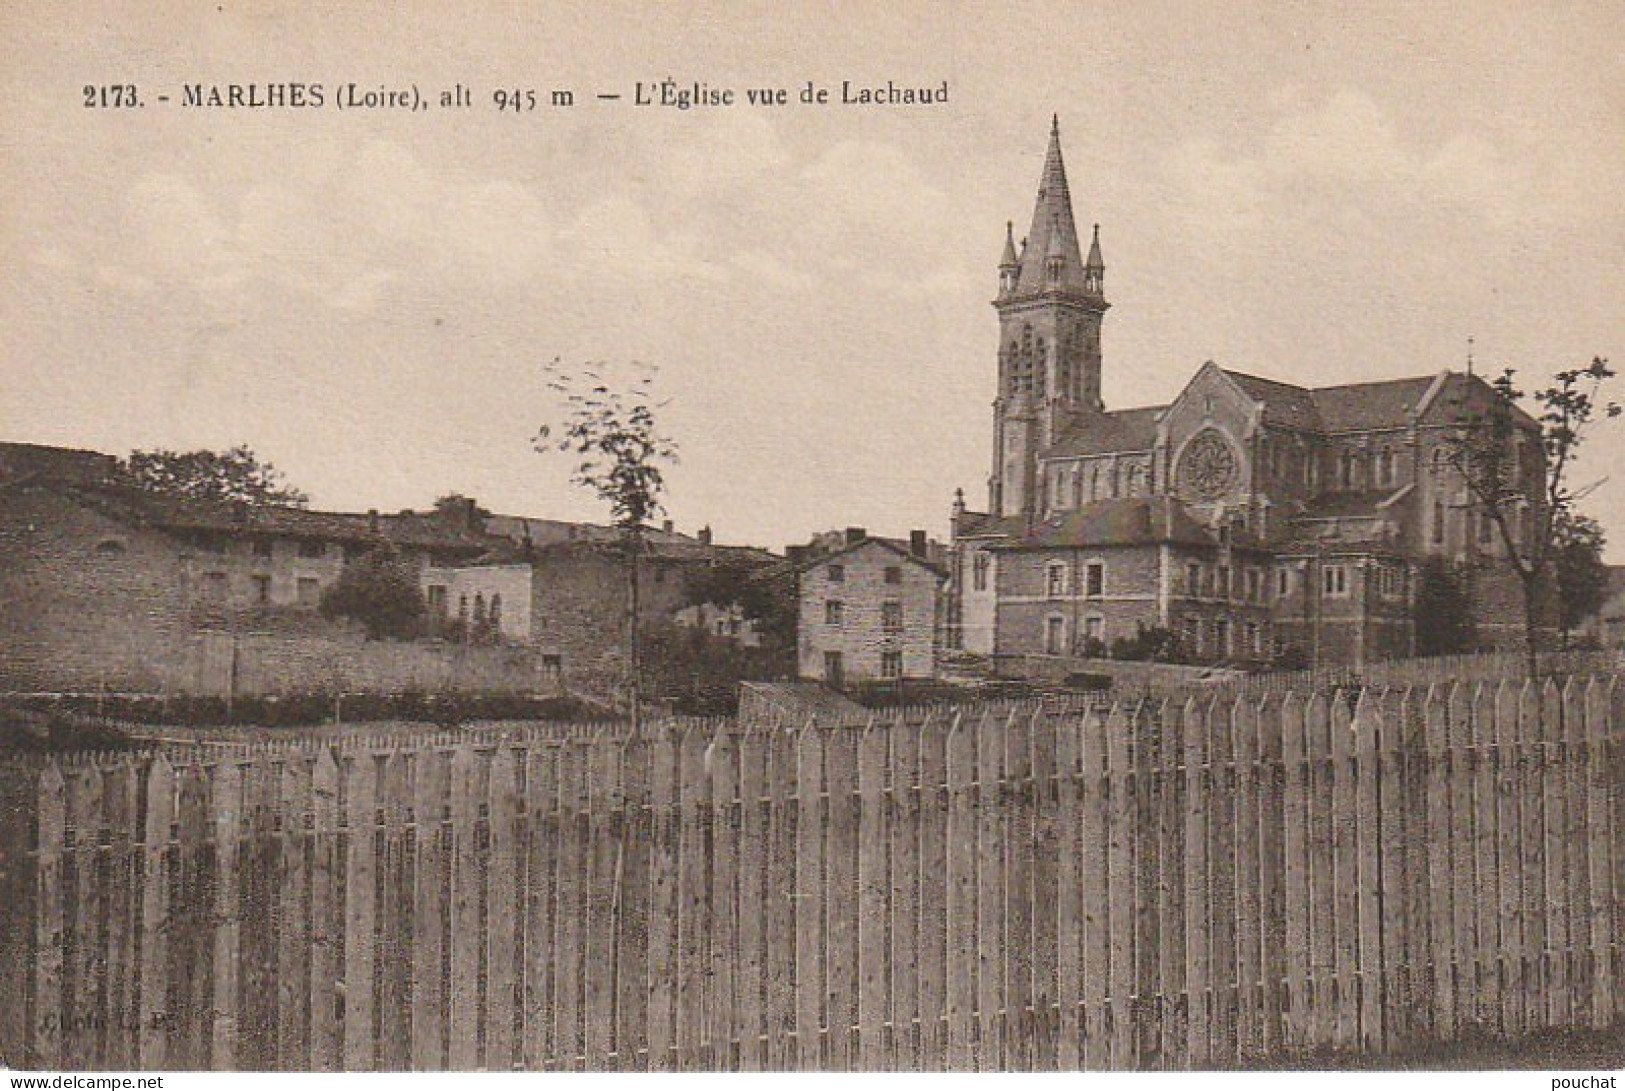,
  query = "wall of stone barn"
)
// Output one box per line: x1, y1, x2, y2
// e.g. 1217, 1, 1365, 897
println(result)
210, 631, 551, 696
422, 563, 531, 641
797, 544, 938, 681
0, 486, 194, 690
528, 548, 704, 671
163, 528, 350, 609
